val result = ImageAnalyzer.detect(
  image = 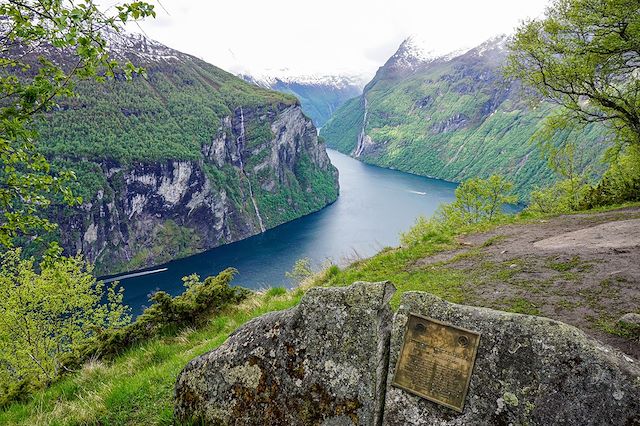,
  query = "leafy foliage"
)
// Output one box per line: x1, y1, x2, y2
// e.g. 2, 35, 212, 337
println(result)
507, 0, 640, 148
285, 257, 313, 284
401, 175, 516, 246
0, 247, 129, 403
580, 145, 640, 208
78, 268, 249, 363
441, 175, 518, 226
